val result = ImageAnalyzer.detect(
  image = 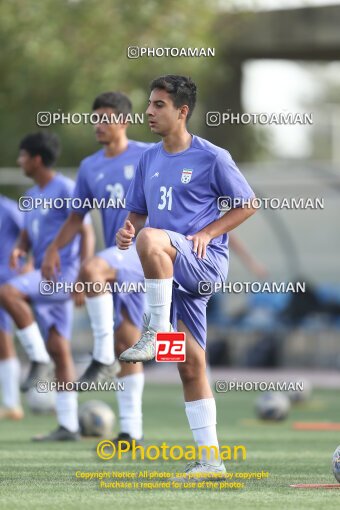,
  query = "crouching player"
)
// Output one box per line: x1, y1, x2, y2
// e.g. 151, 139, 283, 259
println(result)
117, 75, 257, 476
0, 132, 94, 440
